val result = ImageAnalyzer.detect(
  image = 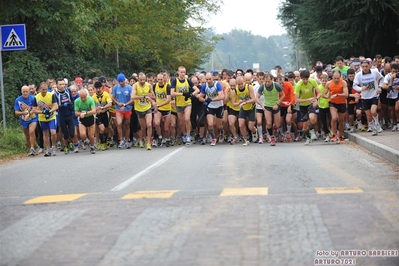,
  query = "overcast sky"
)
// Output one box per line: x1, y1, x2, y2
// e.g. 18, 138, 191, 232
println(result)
203, 0, 286, 37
